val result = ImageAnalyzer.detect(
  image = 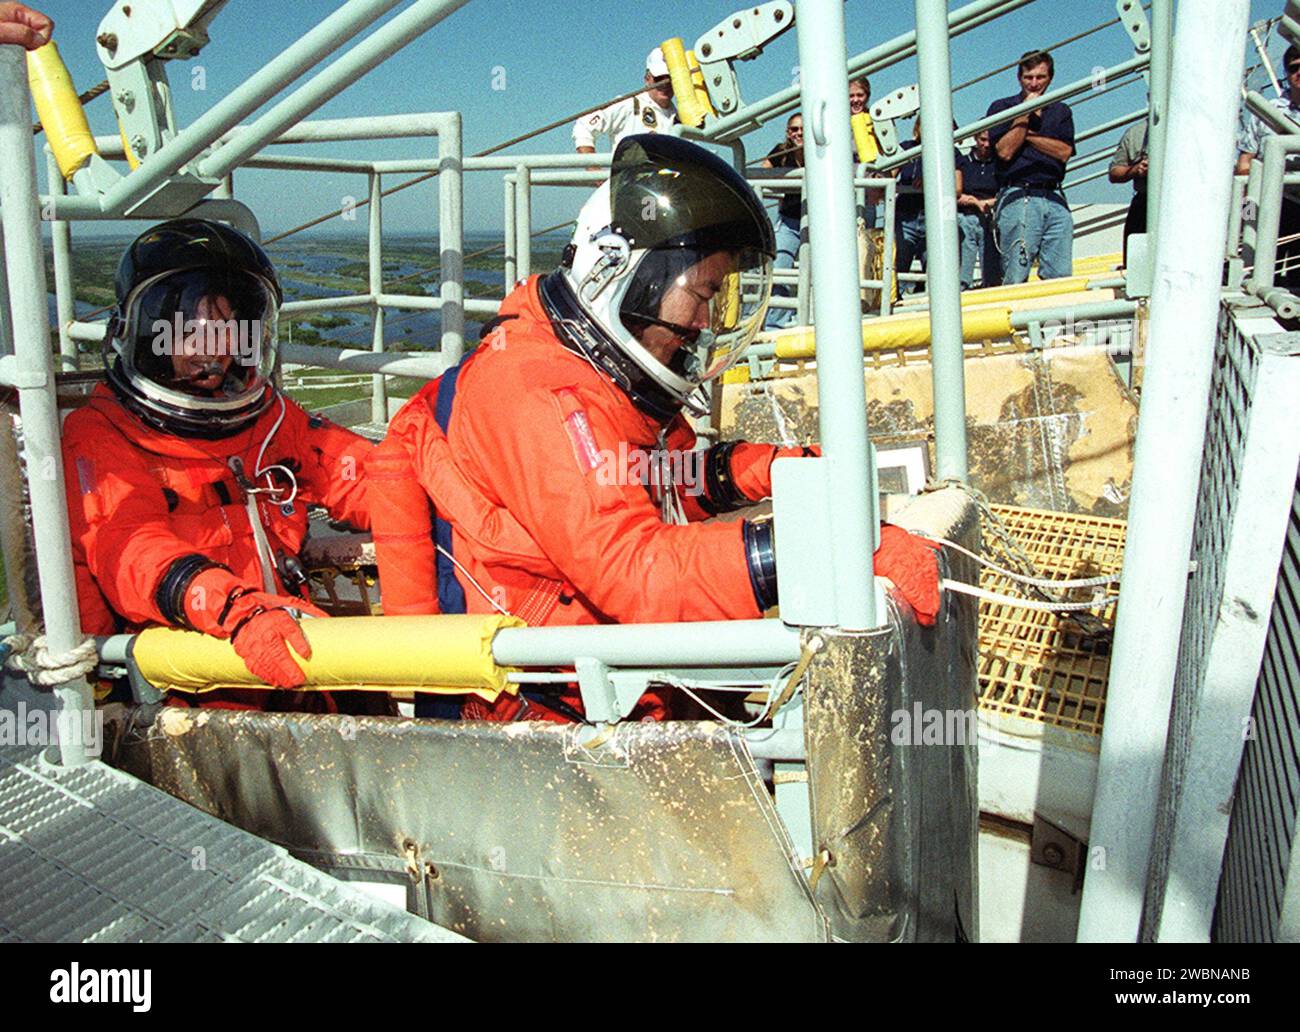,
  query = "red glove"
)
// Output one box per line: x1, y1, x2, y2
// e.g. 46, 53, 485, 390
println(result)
873, 524, 942, 626
181, 566, 328, 688
730, 442, 822, 502
228, 607, 322, 689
